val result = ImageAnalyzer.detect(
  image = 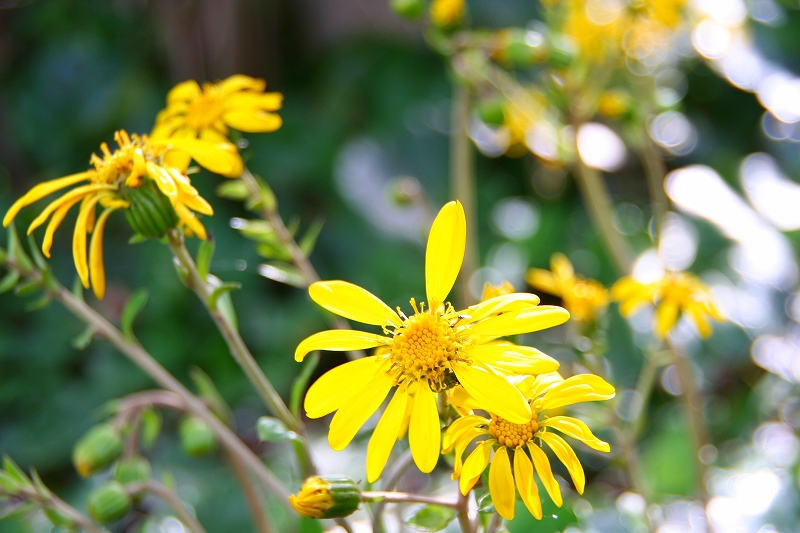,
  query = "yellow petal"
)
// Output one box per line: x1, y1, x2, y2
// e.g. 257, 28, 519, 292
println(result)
222, 110, 282, 133
27, 184, 115, 235
686, 303, 712, 338
447, 385, 481, 415
4, 172, 91, 227
367, 386, 409, 482
540, 374, 615, 411
514, 447, 542, 519
163, 148, 193, 172
305, 357, 388, 418
451, 427, 488, 479
73, 193, 109, 289
425, 200, 466, 306
468, 306, 570, 337
655, 300, 679, 339
174, 204, 207, 240
167, 80, 201, 104
526, 372, 565, 400
550, 253, 574, 280
308, 281, 402, 328
465, 293, 541, 323
409, 387, 440, 473
42, 195, 83, 257
527, 442, 562, 507
328, 369, 394, 450
89, 207, 118, 300
489, 447, 516, 520
154, 138, 243, 178
540, 432, 585, 494
452, 363, 531, 424
467, 342, 560, 374
294, 329, 388, 362
223, 92, 283, 111
525, 269, 560, 296
442, 414, 486, 453
540, 416, 610, 452
459, 440, 493, 494
219, 74, 266, 95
